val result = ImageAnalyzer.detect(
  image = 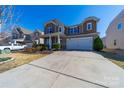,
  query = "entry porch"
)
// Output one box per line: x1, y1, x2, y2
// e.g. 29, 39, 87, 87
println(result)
41, 32, 66, 49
